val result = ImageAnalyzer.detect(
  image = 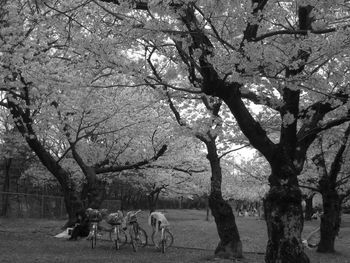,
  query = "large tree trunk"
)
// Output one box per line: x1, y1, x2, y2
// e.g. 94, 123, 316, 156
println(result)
317, 190, 341, 253
8, 103, 86, 226
209, 193, 242, 258
70, 147, 107, 210
62, 185, 85, 228
81, 178, 107, 209
205, 139, 242, 259
24, 139, 85, 226
264, 167, 309, 263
